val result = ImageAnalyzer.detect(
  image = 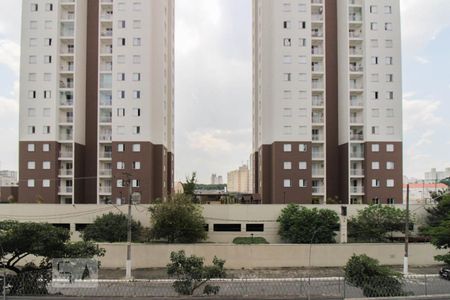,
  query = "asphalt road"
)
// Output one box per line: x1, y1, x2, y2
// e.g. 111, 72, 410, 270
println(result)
5, 276, 450, 299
